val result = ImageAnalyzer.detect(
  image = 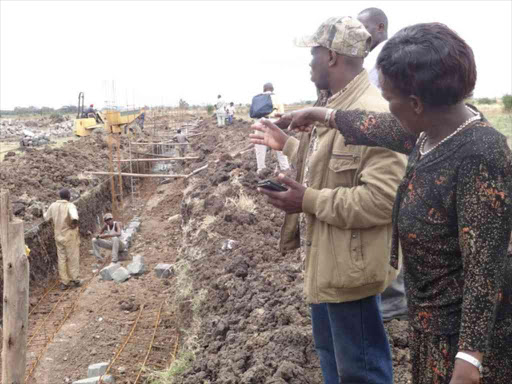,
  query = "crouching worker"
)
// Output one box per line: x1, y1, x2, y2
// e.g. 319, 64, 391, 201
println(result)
92, 213, 125, 262
44, 188, 81, 290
